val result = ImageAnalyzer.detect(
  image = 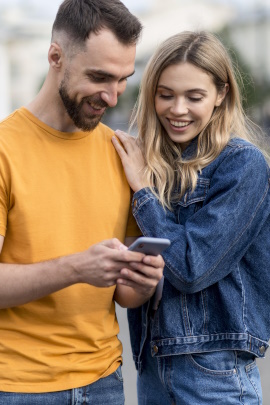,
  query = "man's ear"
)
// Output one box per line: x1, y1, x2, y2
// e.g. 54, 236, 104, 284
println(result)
48, 43, 63, 70
215, 83, 229, 107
